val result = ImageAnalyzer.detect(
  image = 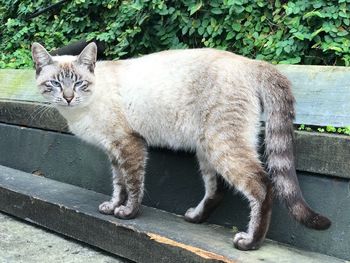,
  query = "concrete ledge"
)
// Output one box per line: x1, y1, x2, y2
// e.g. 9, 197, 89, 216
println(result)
0, 212, 128, 263
0, 165, 345, 263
